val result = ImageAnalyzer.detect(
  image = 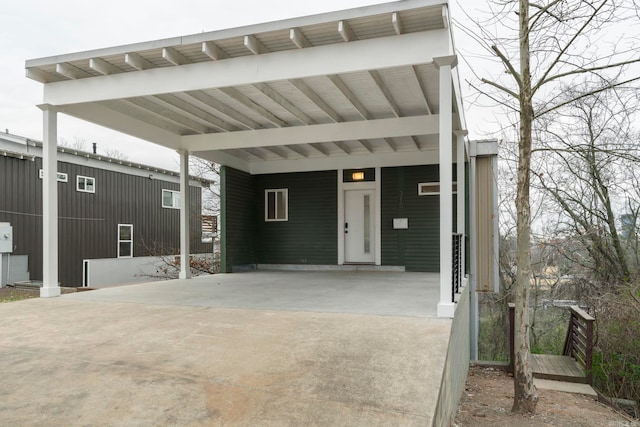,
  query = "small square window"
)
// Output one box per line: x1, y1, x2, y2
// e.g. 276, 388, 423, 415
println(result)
418, 182, 457, 196
162, 189, 180, 209
77, 175, 96, 193
265, 189, 288, 221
